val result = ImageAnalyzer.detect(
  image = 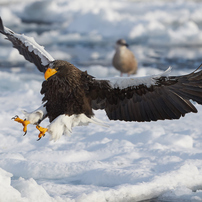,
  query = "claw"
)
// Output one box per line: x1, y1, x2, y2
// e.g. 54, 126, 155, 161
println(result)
12, 115, 30, 135
23, 130, 27, 136
11, 115, 19, 120
36, 125, 48, 141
